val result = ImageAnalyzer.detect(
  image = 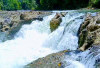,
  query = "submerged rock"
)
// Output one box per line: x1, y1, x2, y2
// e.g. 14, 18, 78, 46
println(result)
78, 12, 100, 51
